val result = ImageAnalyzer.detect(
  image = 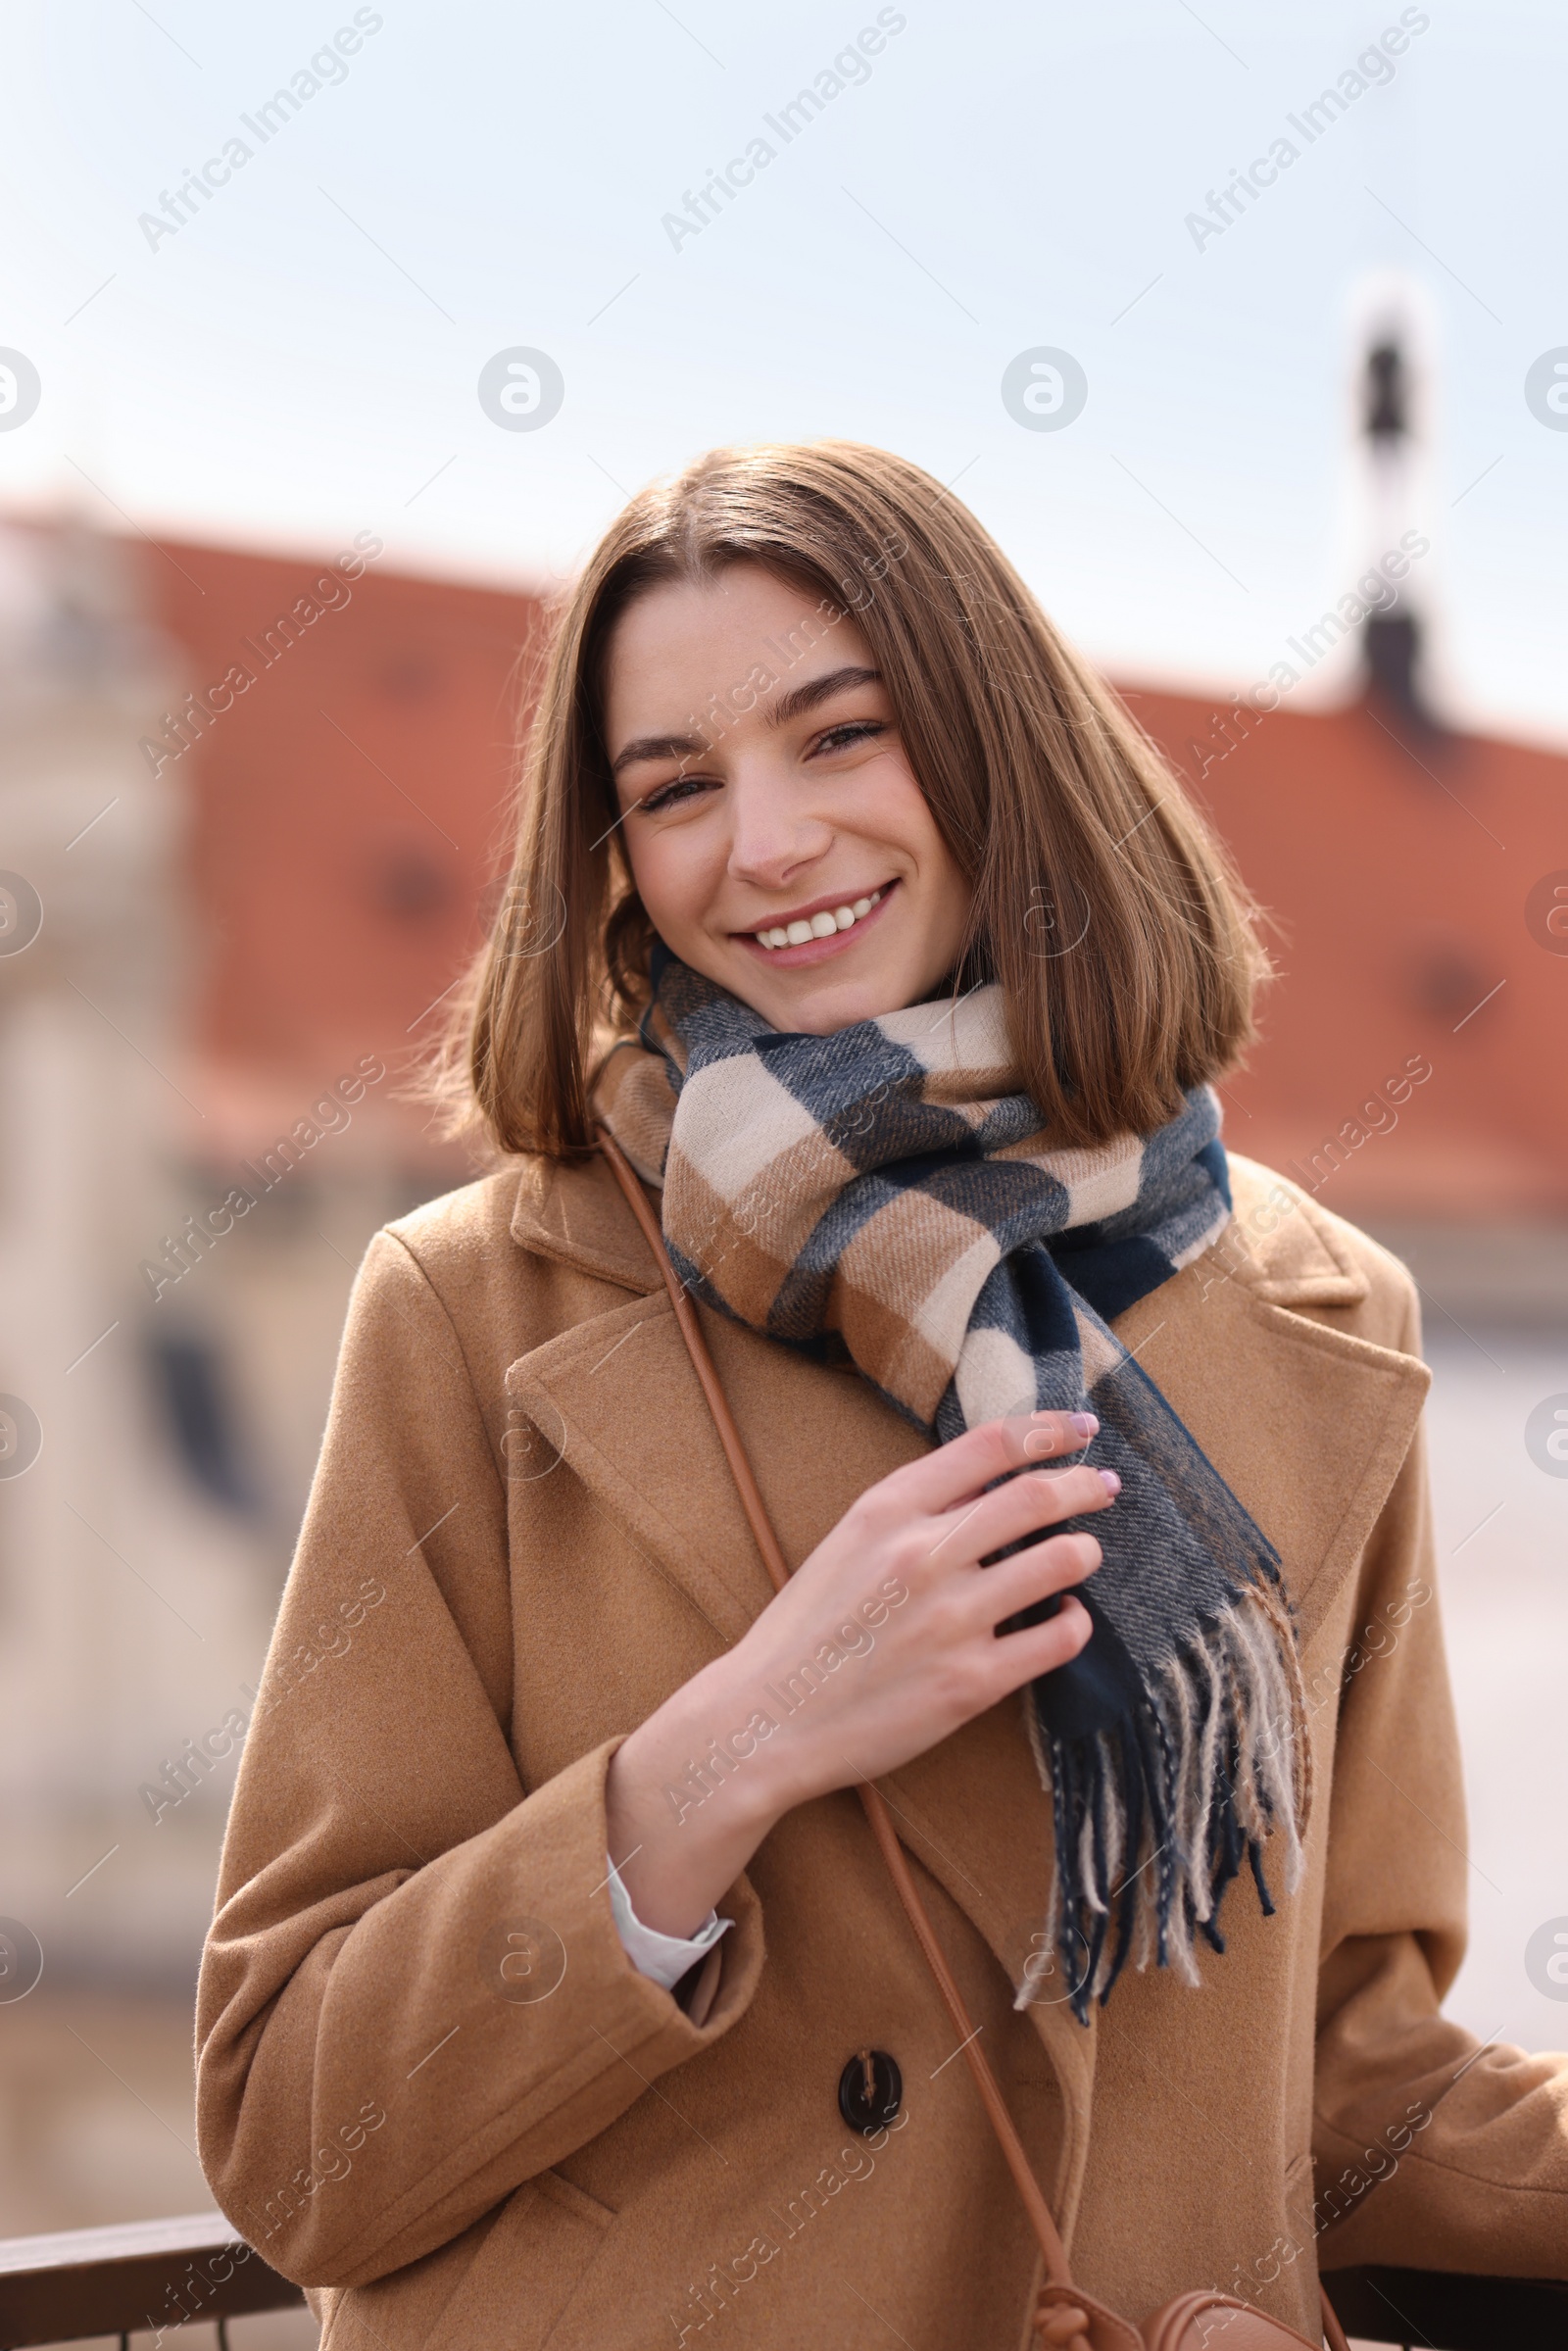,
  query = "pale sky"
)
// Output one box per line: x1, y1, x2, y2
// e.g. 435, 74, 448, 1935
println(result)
3, 0, 1565, 742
